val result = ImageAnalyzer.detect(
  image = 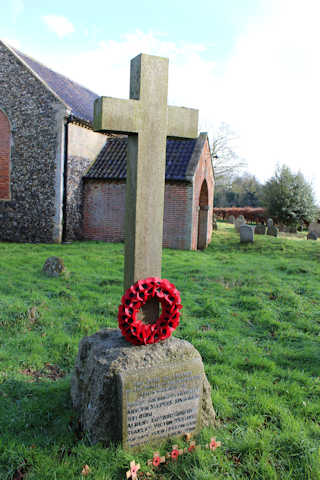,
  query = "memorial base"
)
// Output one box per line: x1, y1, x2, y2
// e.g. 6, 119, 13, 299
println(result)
71, 329, 216, 448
